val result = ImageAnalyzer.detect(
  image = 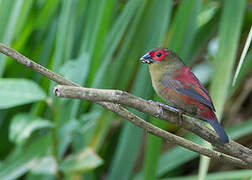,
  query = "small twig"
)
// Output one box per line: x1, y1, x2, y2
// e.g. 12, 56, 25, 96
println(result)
0, 43, 78, 87
0, 43, 252, 169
